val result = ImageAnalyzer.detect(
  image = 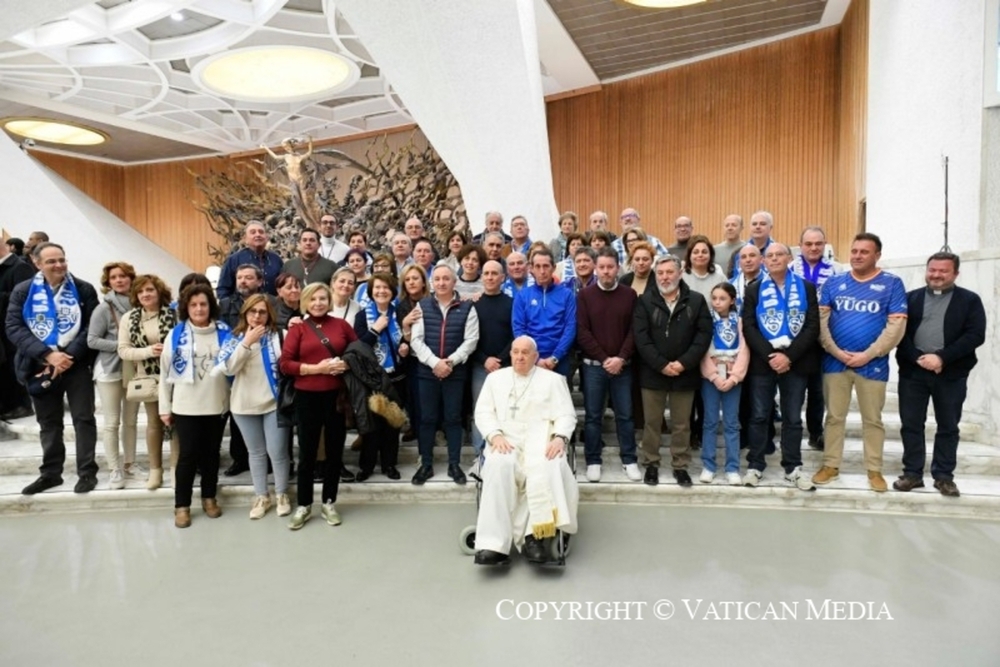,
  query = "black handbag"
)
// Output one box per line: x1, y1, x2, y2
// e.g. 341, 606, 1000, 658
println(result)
275, 328, 297, 427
